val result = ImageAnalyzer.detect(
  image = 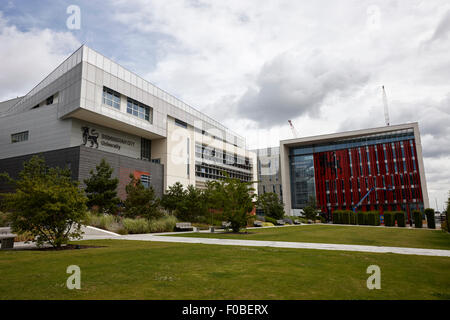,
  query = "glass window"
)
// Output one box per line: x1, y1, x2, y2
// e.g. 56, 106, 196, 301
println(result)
103, 87, 120, 109
11, 131, 29, 143
140, 174, 151, 189
126, 98, 152, 123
